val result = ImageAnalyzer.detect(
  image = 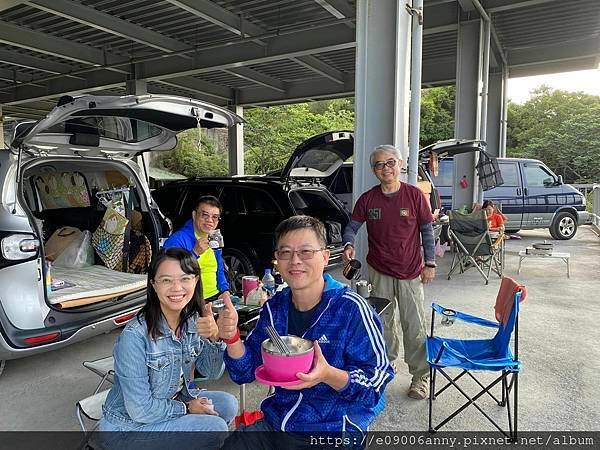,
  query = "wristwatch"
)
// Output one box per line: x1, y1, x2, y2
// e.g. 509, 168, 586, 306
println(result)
424, 262, 437, 268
